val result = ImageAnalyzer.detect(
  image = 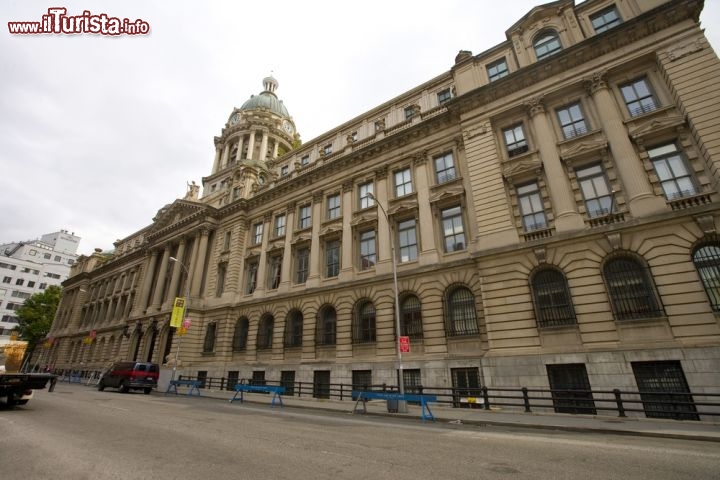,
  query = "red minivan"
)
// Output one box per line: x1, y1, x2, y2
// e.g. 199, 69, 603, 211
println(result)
97, 361, 159, 394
